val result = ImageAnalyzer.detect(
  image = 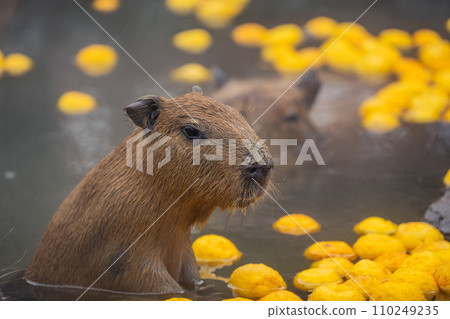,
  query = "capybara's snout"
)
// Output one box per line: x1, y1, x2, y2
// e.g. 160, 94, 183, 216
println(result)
242, 153, 274, 184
